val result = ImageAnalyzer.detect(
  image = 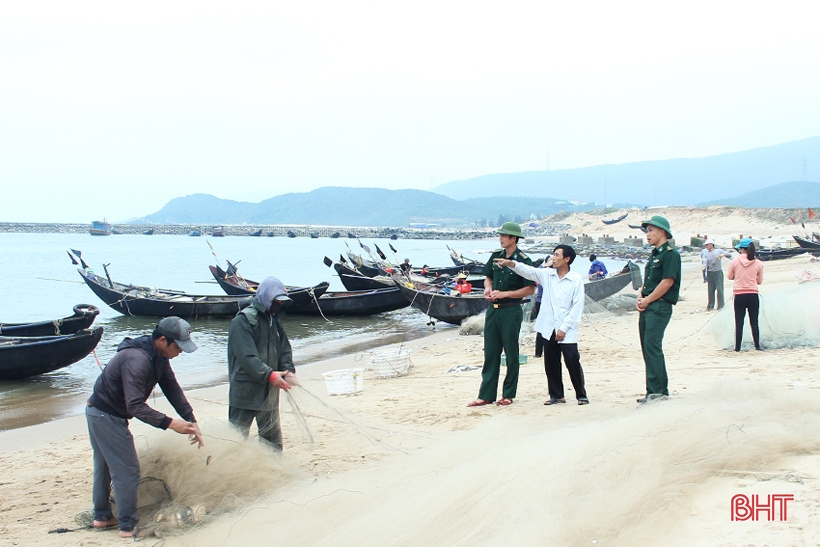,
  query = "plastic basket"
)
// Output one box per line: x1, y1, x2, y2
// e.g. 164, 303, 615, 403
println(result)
369, 349, 412, 379
321, 368, 365, 395
501, 354, 528, 367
